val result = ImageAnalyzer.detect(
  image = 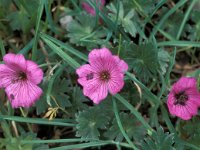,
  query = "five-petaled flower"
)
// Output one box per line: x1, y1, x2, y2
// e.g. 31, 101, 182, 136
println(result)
0, 53, 43, 108
76, 48, 128, 104
82, 0, 105, 16
167, 77, 200, 120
